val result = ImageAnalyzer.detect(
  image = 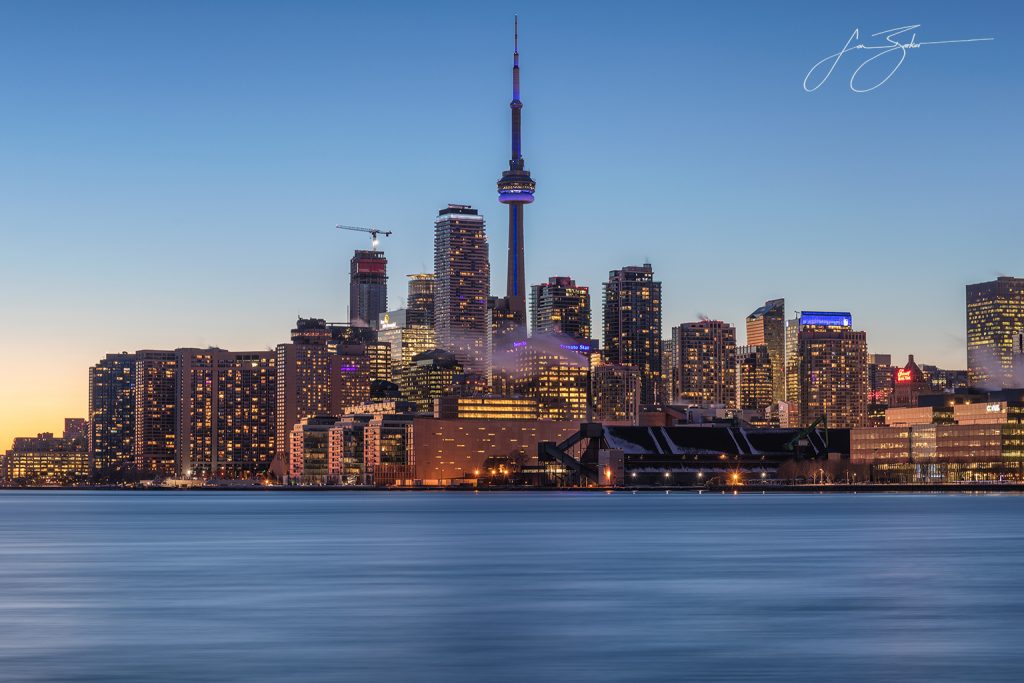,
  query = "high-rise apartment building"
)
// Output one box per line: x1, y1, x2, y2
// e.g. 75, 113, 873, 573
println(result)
785, 312, 868, 429
349, 250, 388, 329
745, 298, 785, 403
966, 276, 1024, 389
662, 337, 676, 404
176, 349, 276, 478
275, 319, 335, 461
531, 276, 591, 341
591, 363, 641, 424
602, 264, 662, 405
133, 350, 178, 474
673, 320, 737, 407
88, 352, 137, 474
736, 345, 773, 413
433, 204, 490, 376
